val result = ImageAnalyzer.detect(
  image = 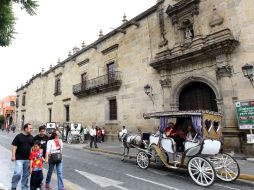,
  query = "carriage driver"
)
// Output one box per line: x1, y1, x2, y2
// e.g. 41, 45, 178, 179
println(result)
165, 122, 186, 152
